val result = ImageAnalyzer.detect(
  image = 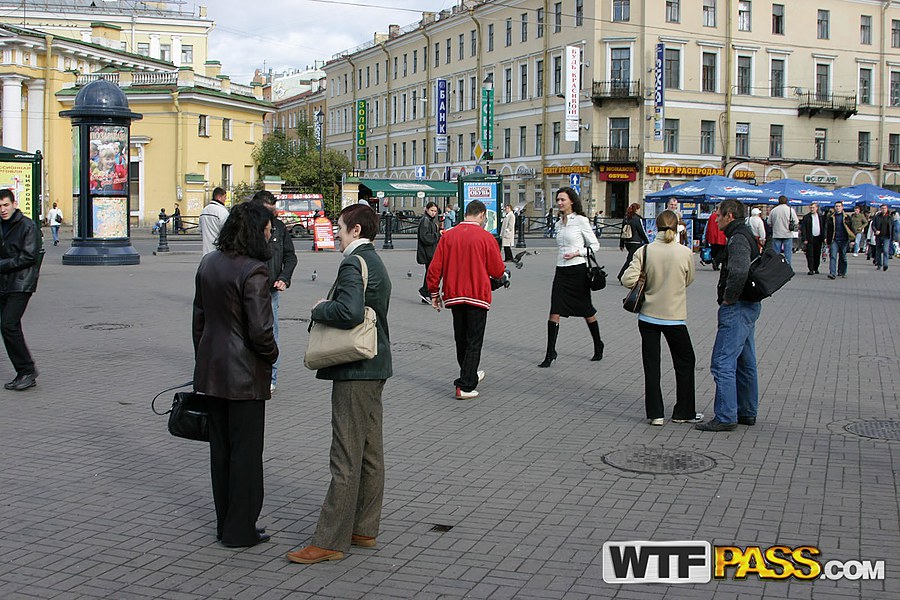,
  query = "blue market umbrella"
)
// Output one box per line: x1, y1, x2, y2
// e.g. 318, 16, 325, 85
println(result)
833, 183, 900, 208
757, 179, 837, 206
645, 176, 773, 204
